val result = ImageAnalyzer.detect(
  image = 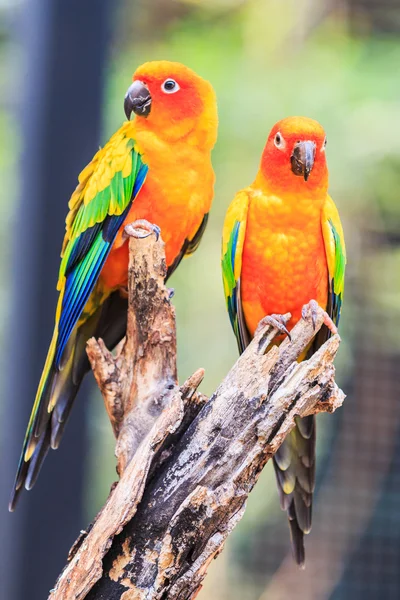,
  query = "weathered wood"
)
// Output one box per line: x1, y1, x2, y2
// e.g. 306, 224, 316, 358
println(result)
86, 222, 177, 475
49, 222, 345, 600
